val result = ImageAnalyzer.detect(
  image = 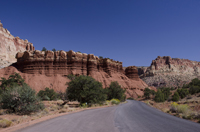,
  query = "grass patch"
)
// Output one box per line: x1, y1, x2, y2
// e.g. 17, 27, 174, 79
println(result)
0, 119, 12, 128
